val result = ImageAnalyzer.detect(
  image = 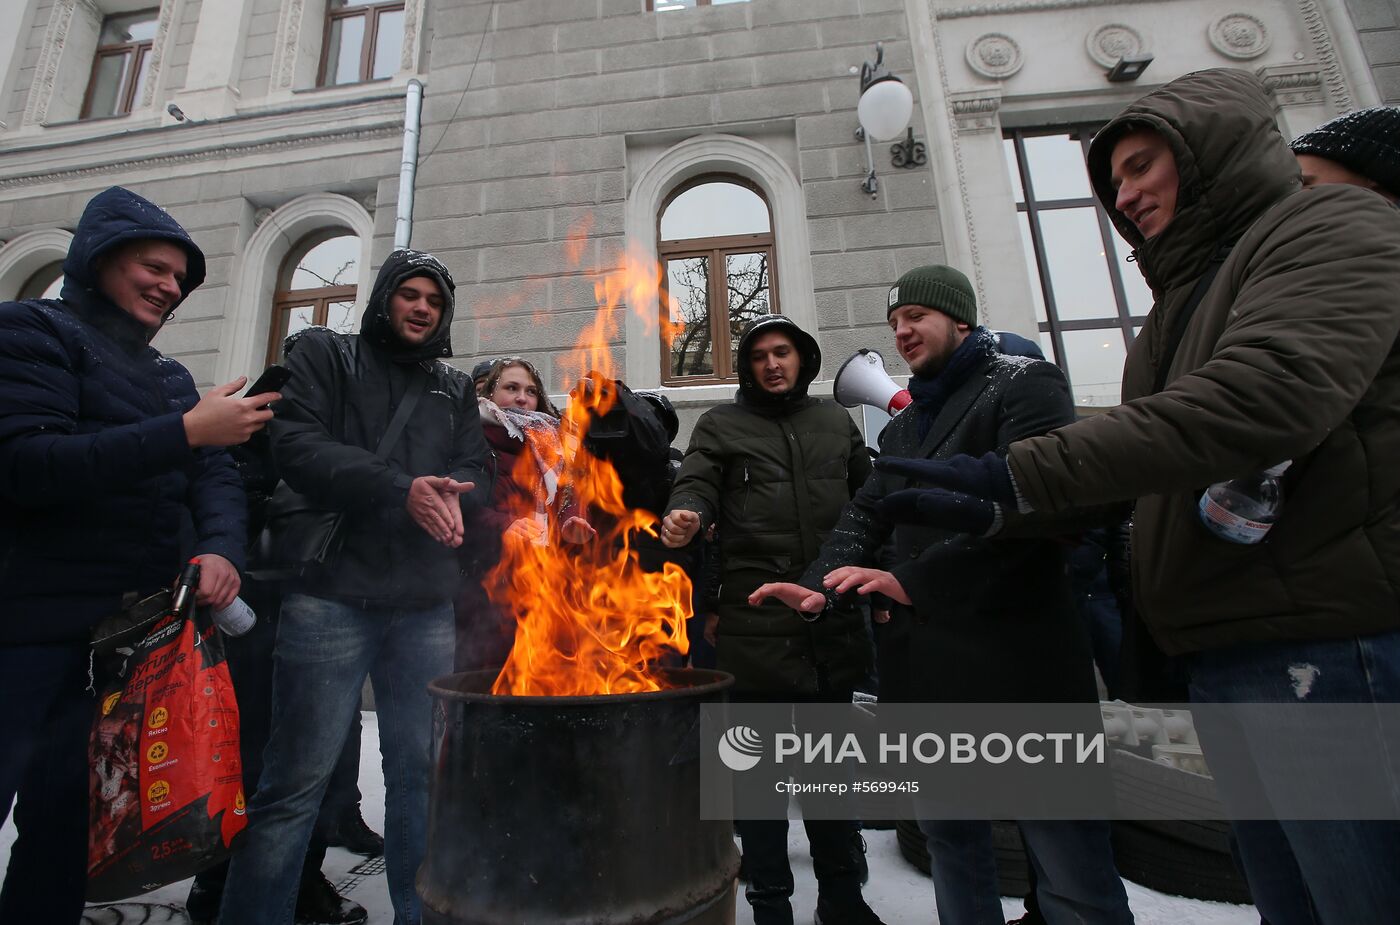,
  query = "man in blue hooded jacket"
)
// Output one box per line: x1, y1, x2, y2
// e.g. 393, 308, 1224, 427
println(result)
0, 186, 271, 922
